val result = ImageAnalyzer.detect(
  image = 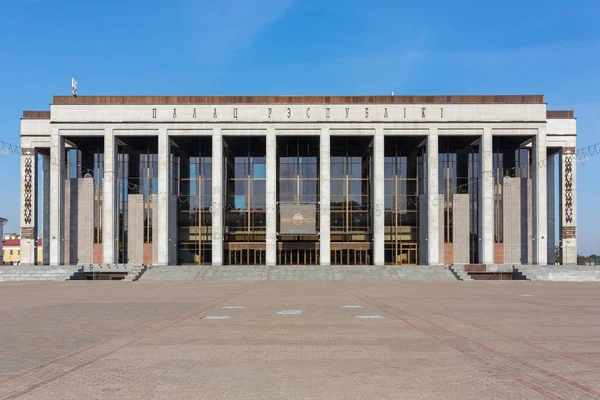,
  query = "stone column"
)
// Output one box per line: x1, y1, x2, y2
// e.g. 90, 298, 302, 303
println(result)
103, 129, 118, 264
42, 154, 50, 265
532, 129, 548, 265
266, 128, 277, 266
211, 129, 223, 266
480, 128, 494, 264
547, 153, 556, 264
20, 148, 38, 265
372, 128, 385, 266
157, 128, 170, 266
49, 132, 64, 265
319, 128, 331, 266
559, 147, 577, 264
427, 128, 440, 265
